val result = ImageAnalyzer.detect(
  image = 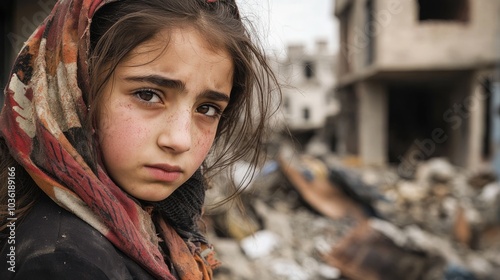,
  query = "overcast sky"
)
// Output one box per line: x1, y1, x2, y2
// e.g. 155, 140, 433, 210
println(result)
236, 0, 339, 57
